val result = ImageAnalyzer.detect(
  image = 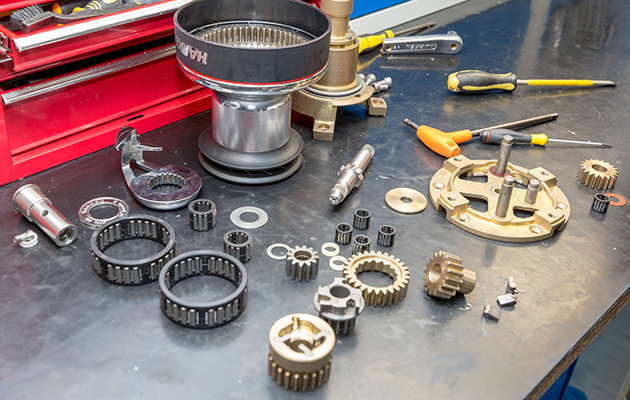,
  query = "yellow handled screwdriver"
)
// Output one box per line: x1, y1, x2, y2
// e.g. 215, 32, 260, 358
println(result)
358, 22, 436, 55
448, 70, 616, 94
479, 129, 611, 147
